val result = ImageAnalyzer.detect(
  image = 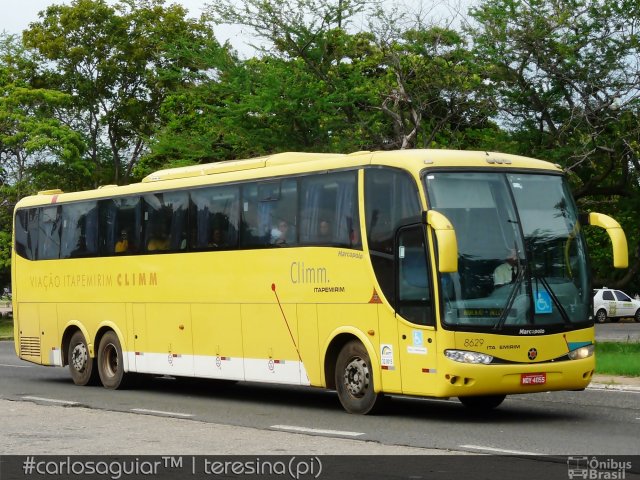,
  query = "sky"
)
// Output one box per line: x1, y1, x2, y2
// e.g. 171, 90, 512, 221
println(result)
0, 0, 210, 34
0, 0, 252, 53
0, 0, 475, 57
